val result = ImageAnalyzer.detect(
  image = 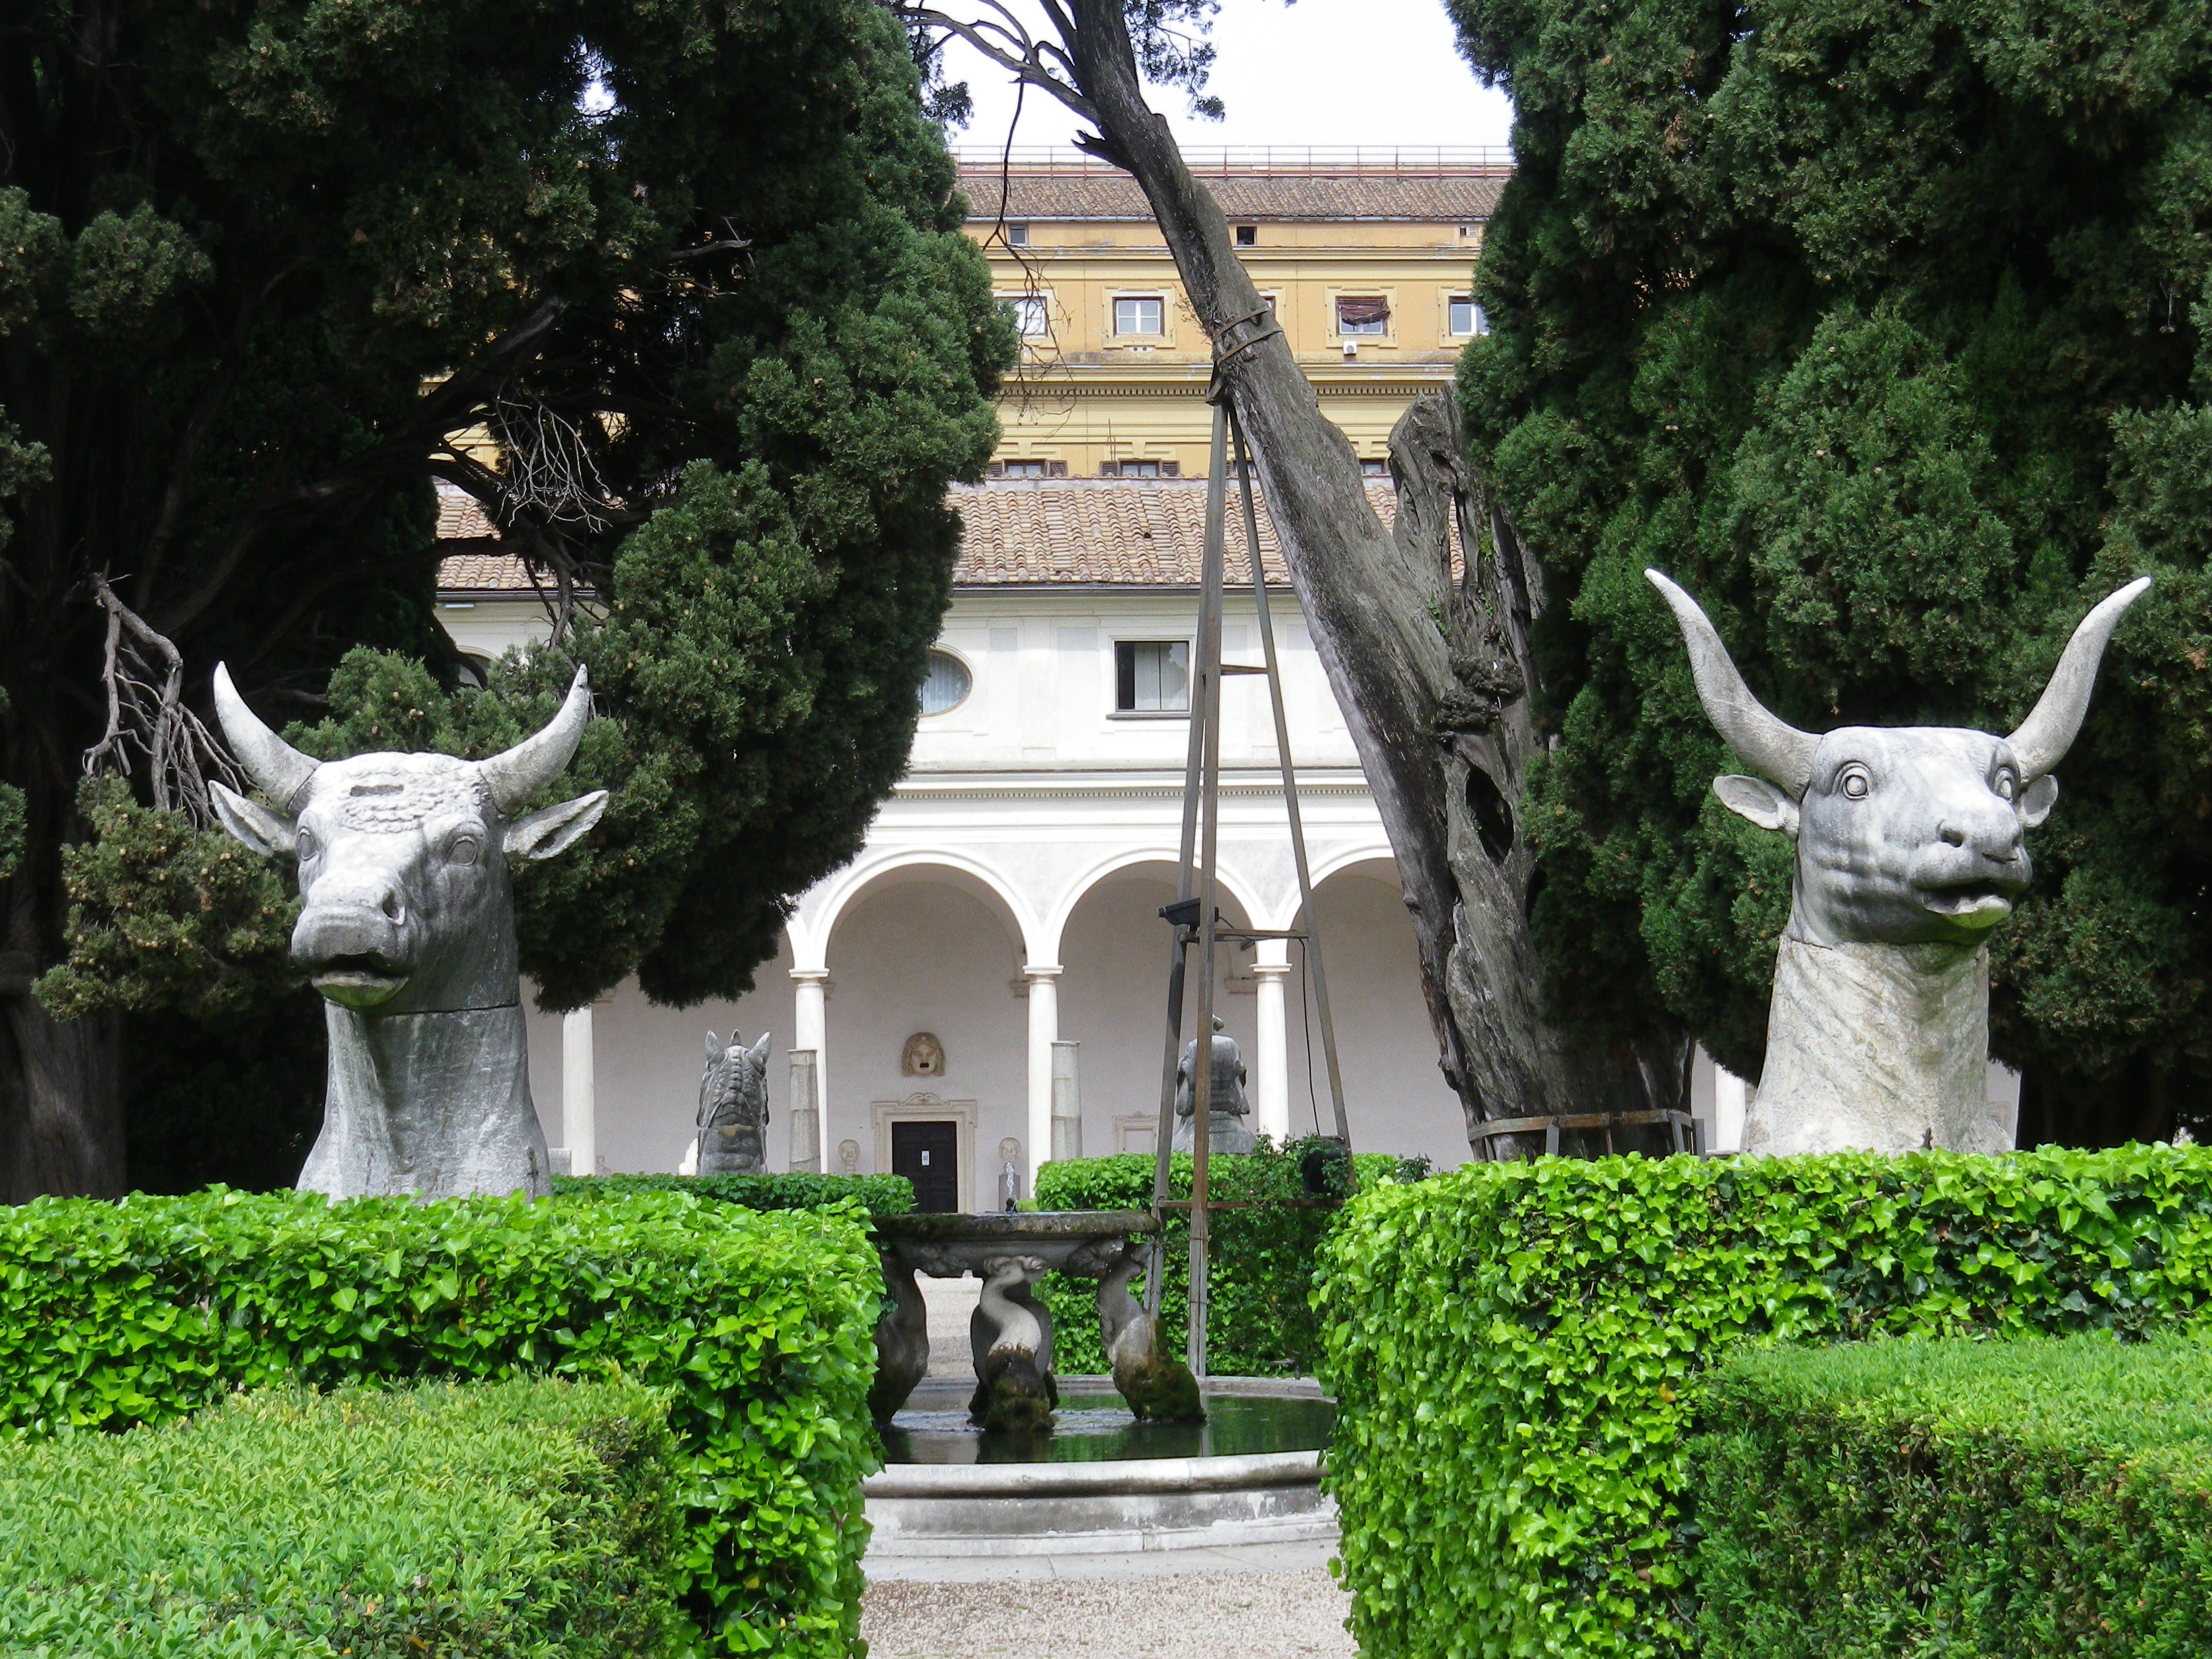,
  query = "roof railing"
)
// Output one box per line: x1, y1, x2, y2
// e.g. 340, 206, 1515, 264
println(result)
952, 144, 1514, 176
